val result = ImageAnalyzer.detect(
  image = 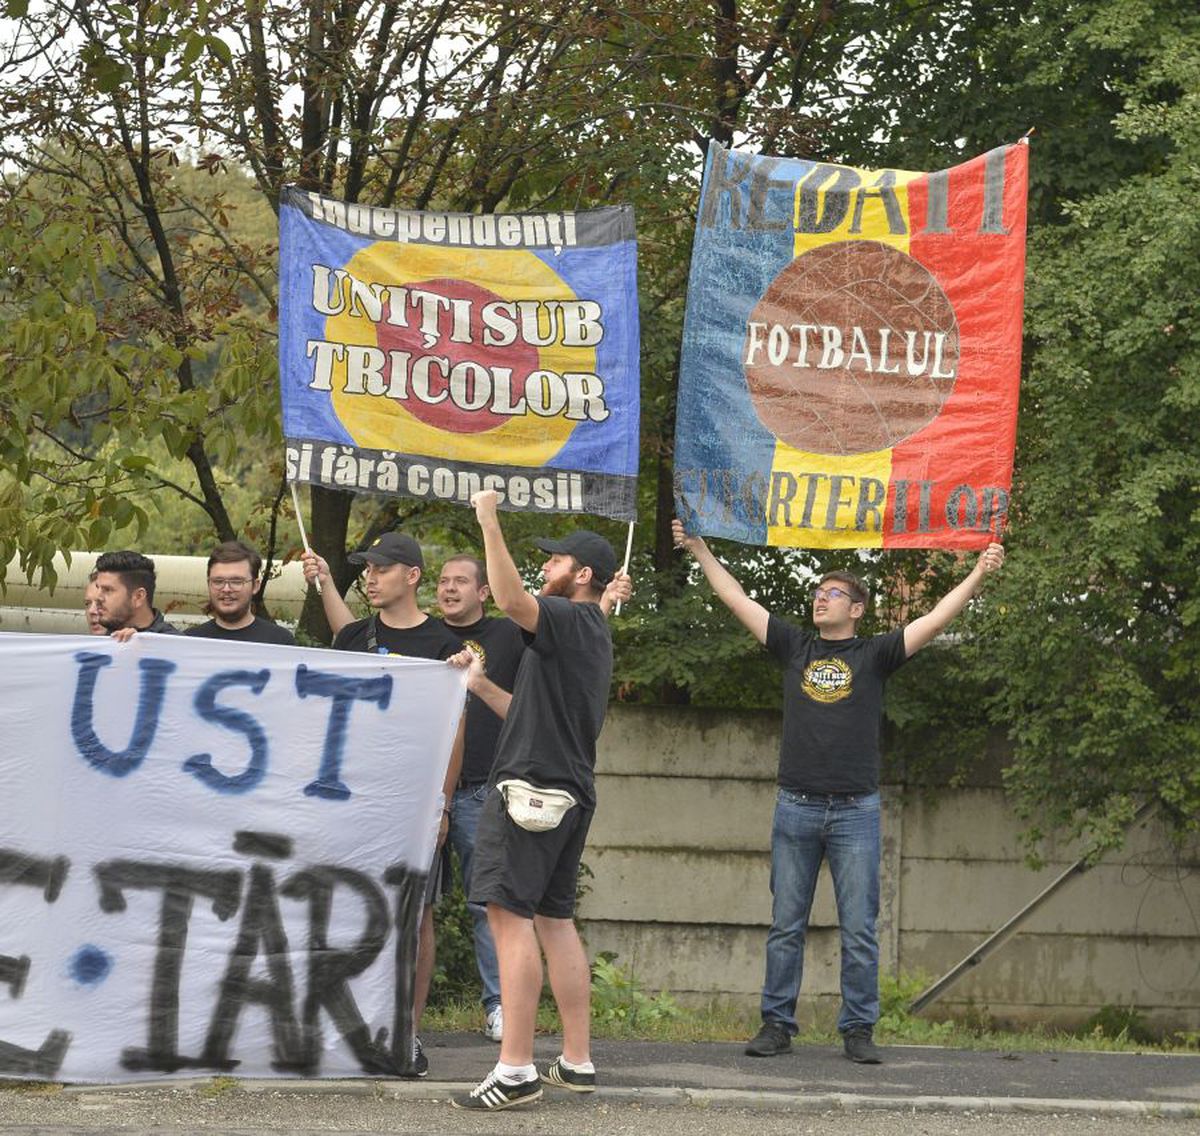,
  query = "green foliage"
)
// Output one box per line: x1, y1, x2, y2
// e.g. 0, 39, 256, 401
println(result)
1081, 1004, 1157, 1045
3, 0, 1197, 855
964, 0, 1200, 854
875, 971, 957, 1044
428, 858, 481, 1008
589, 952, 681, 1029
